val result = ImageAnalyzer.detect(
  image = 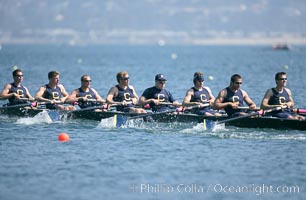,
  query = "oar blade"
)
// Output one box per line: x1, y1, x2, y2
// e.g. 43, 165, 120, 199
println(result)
203, 119, 216, 131
114, 114, 127, 127
47, 110, 61, 122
